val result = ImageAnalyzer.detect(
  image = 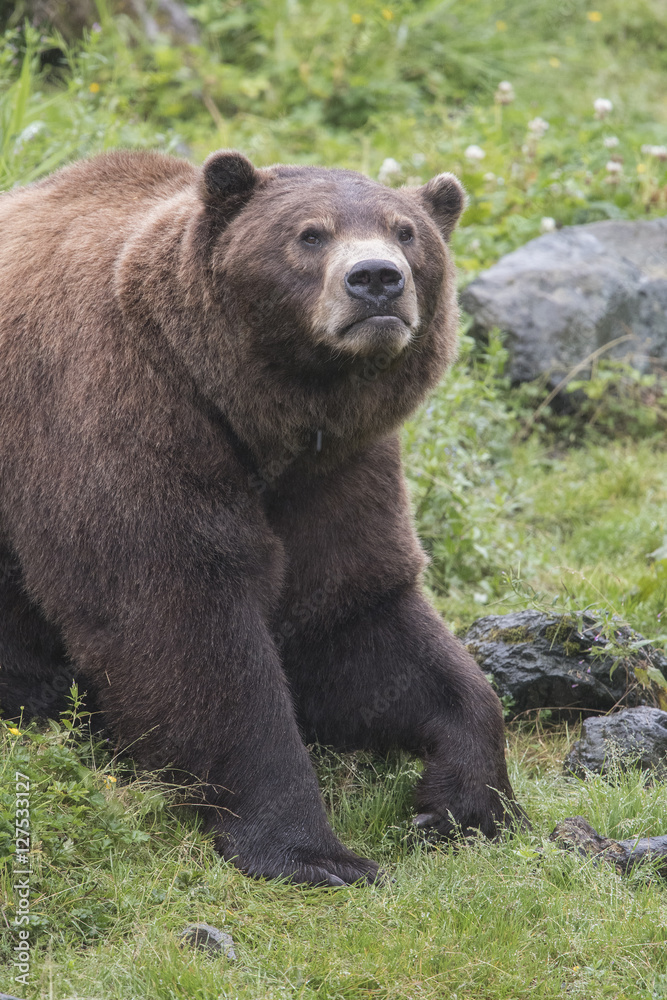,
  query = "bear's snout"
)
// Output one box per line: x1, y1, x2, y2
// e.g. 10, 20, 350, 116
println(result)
344, 259, 405, 306
311, 237, 419, 357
